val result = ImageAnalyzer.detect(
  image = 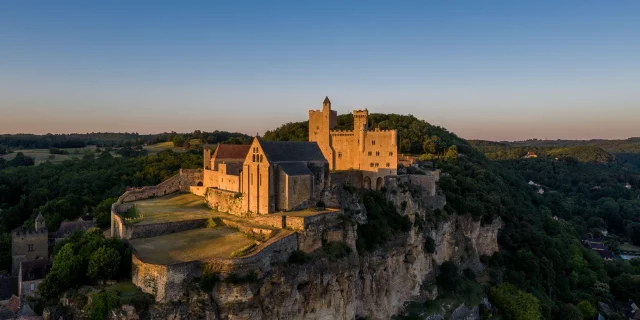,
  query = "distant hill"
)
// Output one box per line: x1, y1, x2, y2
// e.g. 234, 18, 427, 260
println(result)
468, 140, 616, 163
507, 138, 640, 154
